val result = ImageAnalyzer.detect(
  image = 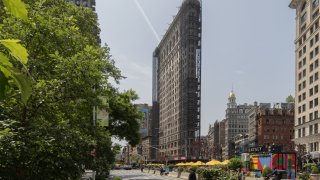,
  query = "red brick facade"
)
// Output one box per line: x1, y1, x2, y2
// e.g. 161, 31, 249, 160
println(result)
256, 108, 295, 152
